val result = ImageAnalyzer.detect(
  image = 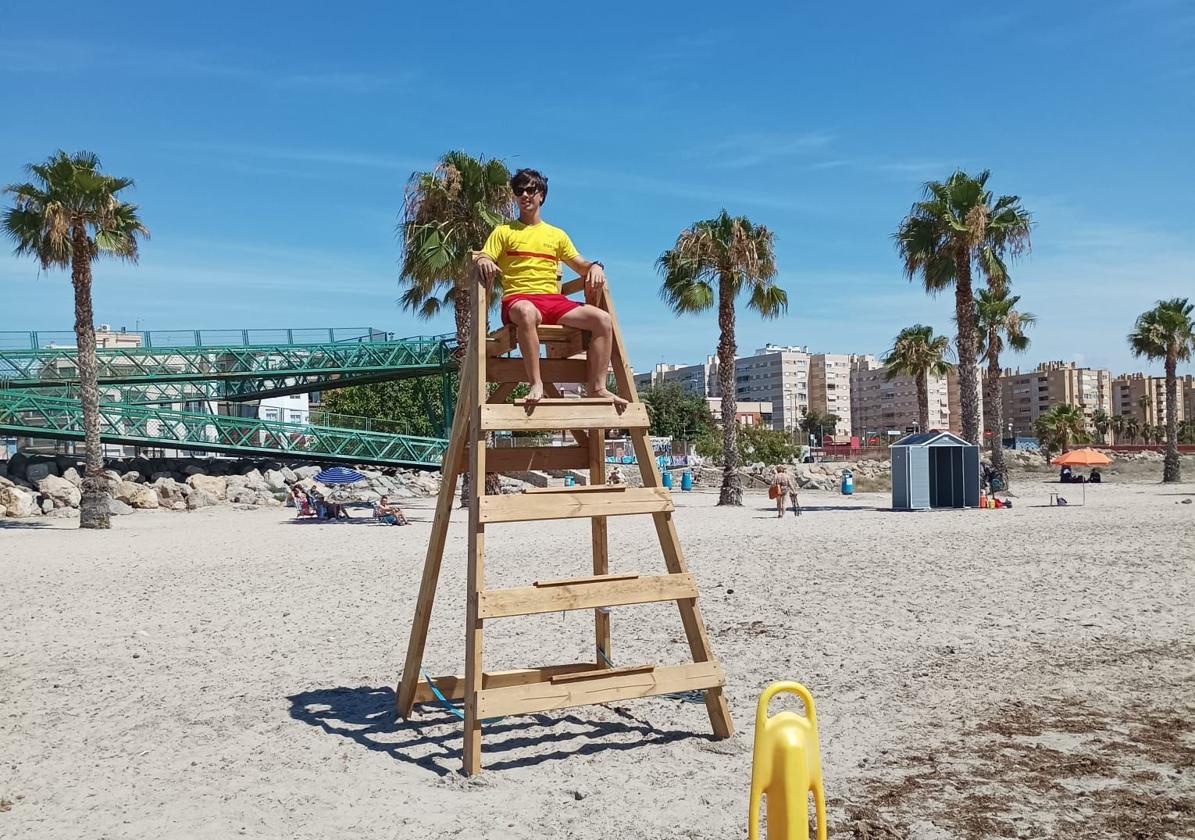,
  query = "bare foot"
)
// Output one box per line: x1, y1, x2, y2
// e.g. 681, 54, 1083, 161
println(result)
588, 387, 628, 409
525, 382, 545, 405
